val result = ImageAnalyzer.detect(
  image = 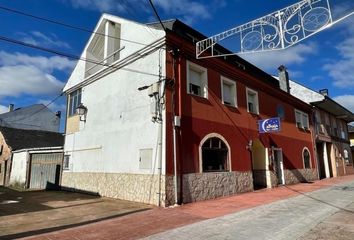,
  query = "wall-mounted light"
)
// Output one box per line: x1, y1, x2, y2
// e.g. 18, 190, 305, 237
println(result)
76, 103, 88, 122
